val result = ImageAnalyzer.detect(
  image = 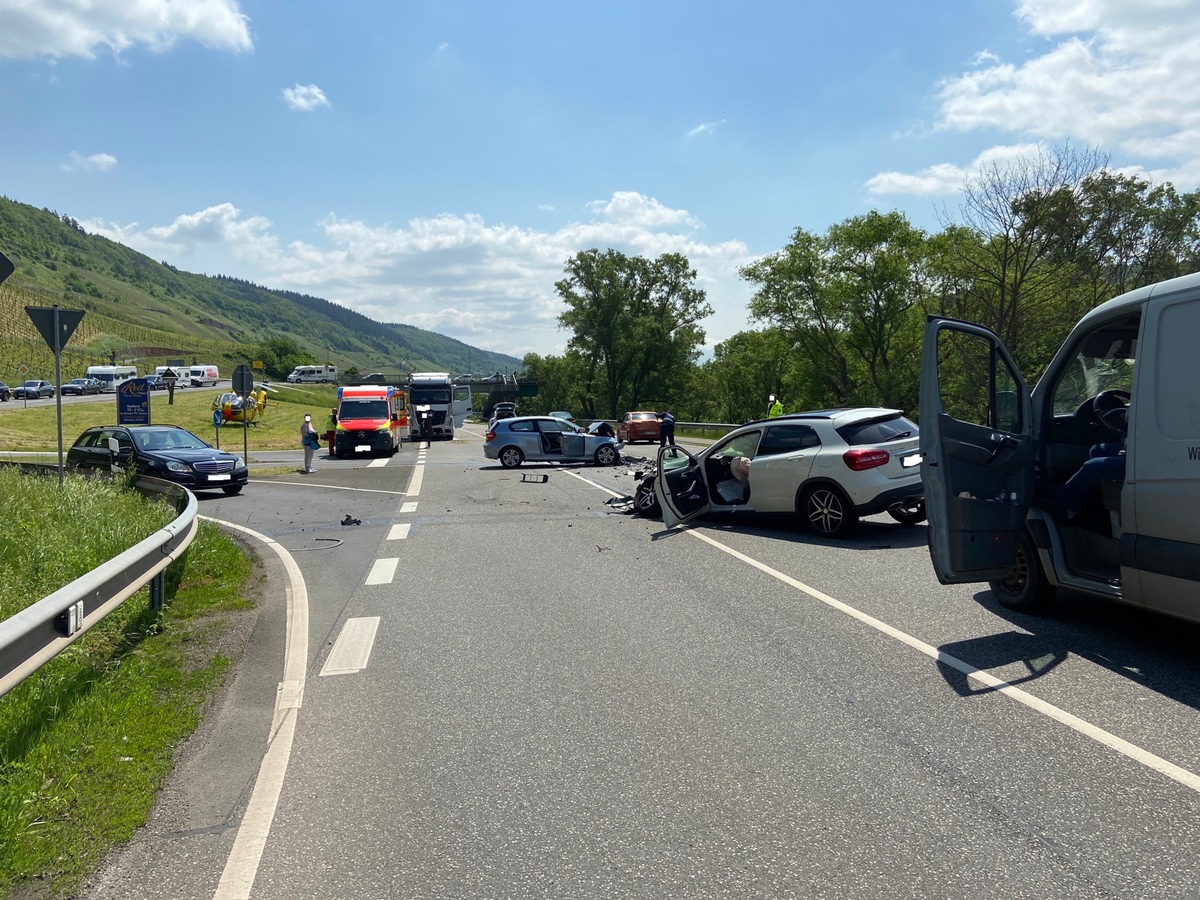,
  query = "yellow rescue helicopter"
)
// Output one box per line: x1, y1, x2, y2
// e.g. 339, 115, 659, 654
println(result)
211, 384, 273, 425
